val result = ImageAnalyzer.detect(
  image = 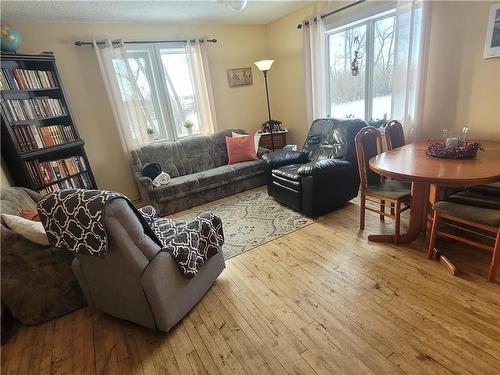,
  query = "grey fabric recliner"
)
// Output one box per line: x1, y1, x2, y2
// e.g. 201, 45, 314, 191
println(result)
71, 197, 226, 332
